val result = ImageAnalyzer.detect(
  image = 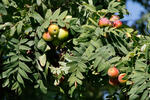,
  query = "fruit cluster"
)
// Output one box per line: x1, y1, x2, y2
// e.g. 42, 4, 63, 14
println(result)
99, 15, 122, 28
107, 66, 127, 86
42, 16, 71, 45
